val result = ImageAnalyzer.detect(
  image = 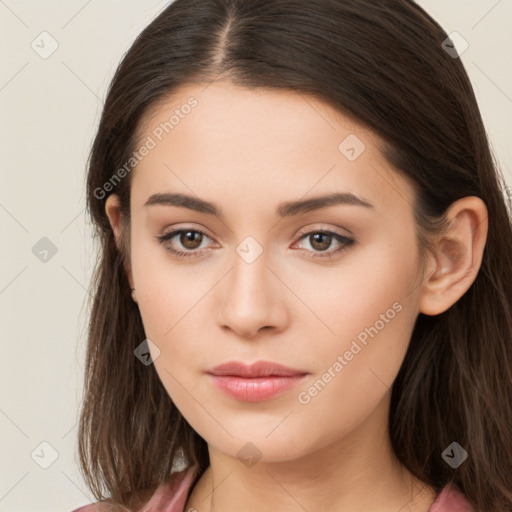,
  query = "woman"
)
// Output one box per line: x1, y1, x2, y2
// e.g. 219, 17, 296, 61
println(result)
72, 0, 512, 511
